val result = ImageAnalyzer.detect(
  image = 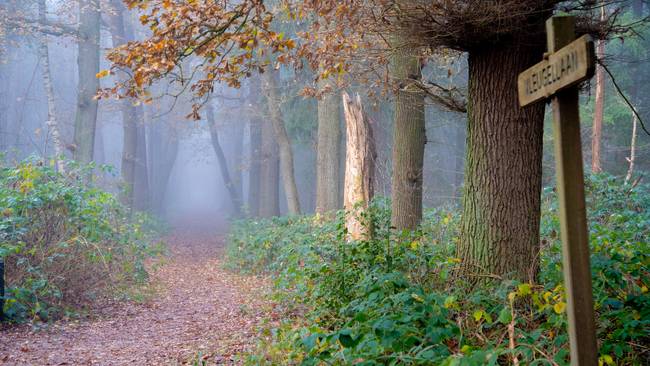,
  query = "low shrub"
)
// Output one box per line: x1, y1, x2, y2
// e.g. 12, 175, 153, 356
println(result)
227, 174, 649, 365
0, 159, 164, 322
